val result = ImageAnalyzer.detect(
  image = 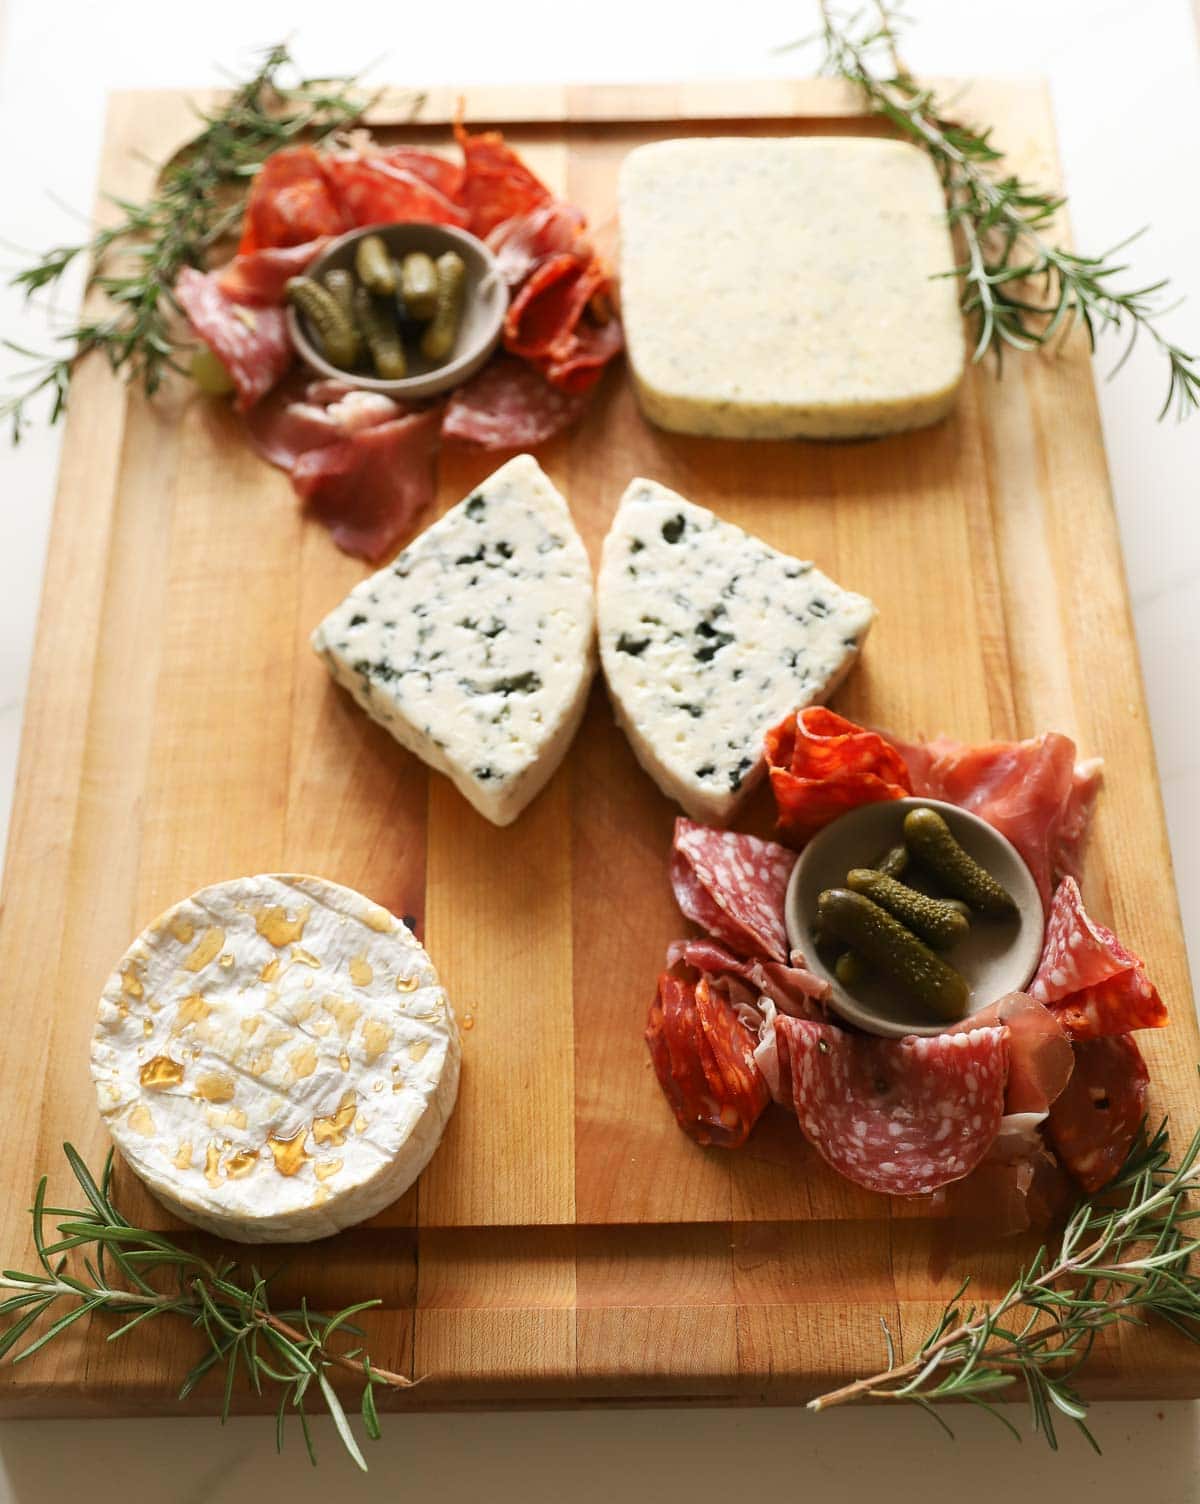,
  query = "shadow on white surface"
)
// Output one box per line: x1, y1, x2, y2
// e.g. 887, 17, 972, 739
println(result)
3, 1404, 1200, 1502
